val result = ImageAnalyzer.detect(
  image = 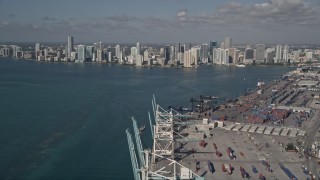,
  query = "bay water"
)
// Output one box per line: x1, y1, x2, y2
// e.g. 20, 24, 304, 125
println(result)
0, 58, 293, 179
